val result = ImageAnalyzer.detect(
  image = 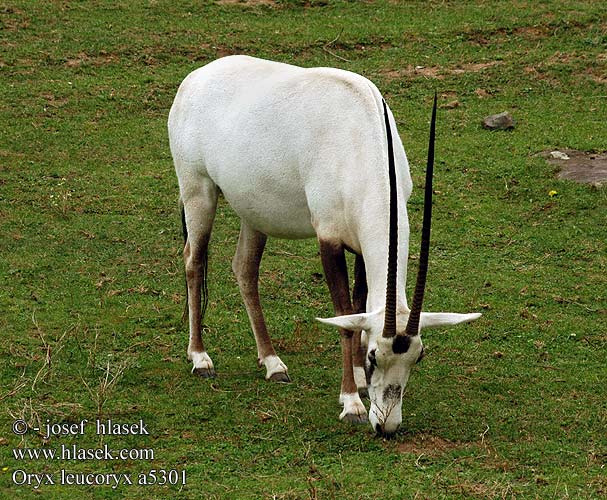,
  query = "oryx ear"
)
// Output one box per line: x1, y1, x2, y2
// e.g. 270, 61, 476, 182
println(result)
316, 310, 382, 332
420, 312, 481, 329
